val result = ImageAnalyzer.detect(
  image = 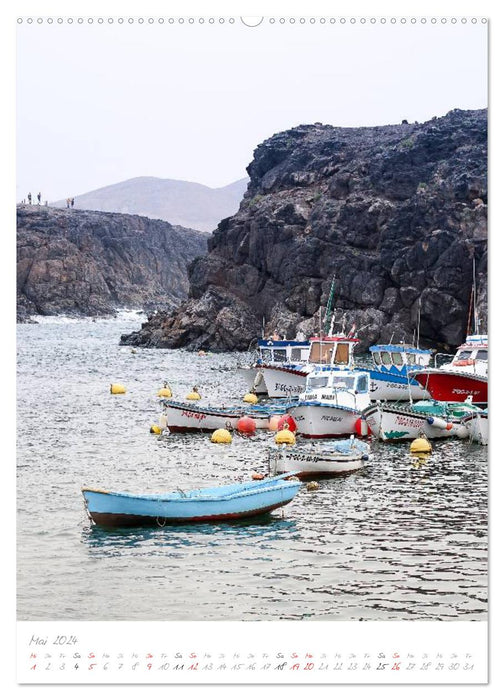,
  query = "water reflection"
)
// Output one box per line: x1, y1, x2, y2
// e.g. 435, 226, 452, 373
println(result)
82, 517, 299, 556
